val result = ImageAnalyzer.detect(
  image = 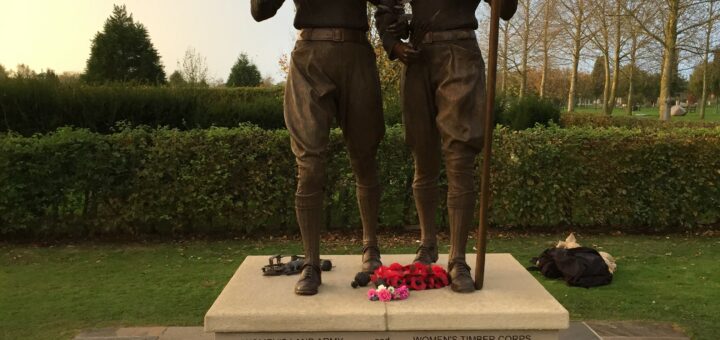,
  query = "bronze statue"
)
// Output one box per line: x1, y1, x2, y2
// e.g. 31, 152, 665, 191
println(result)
377, 0, 517, 293
251, 0, 391, 296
